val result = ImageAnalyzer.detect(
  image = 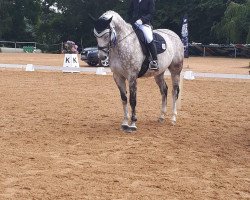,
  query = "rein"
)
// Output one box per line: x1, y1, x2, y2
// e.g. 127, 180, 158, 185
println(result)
116, 30, 135, 44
